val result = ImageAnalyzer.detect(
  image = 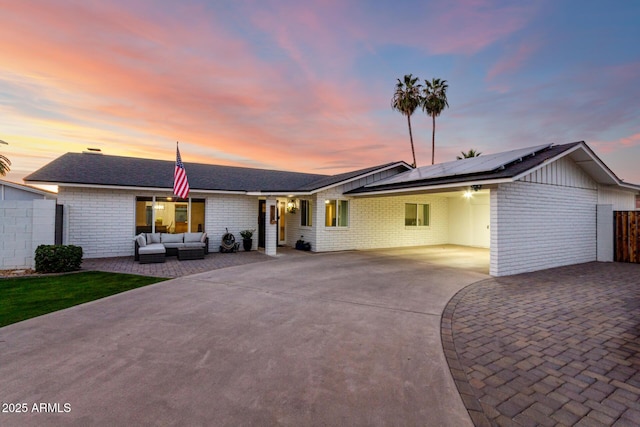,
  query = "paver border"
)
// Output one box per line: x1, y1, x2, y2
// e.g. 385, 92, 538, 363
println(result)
441, 279, 496, 427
